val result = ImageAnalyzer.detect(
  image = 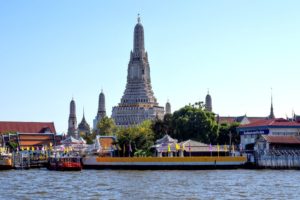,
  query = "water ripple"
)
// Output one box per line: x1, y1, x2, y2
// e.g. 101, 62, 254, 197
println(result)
1, 169, 300, 199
